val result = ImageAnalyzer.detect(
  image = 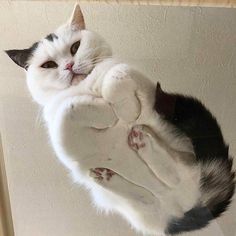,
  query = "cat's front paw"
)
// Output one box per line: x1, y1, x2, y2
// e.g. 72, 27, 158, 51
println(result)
90, 168, 115, 182
128, 125, 146, 151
